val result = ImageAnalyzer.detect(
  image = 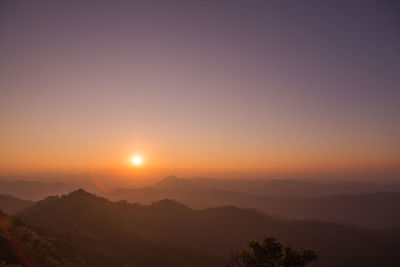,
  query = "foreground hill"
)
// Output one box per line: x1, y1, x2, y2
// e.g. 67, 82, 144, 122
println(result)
0, 210, 82, 266
109, 178, 400, 229
17, 190, 400, 267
